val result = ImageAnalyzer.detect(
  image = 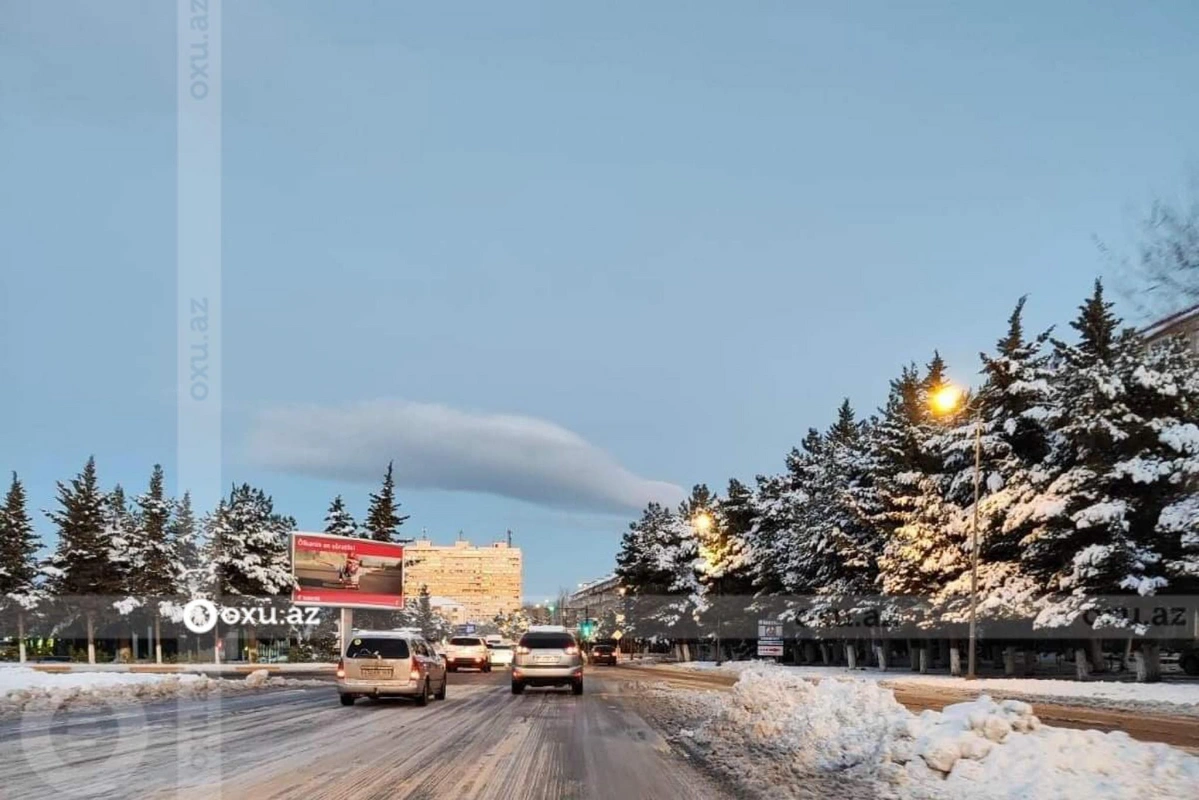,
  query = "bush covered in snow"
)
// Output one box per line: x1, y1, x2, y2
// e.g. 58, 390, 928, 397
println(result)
680, 665, 1199, 799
